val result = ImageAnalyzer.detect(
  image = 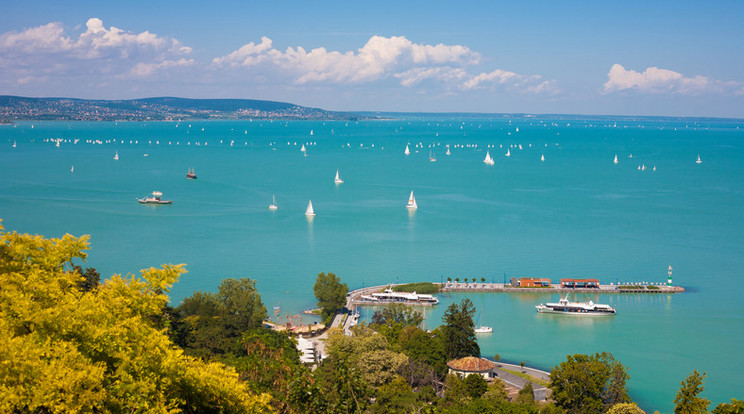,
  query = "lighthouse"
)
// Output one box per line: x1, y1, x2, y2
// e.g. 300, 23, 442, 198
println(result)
667, 265, 673, 286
